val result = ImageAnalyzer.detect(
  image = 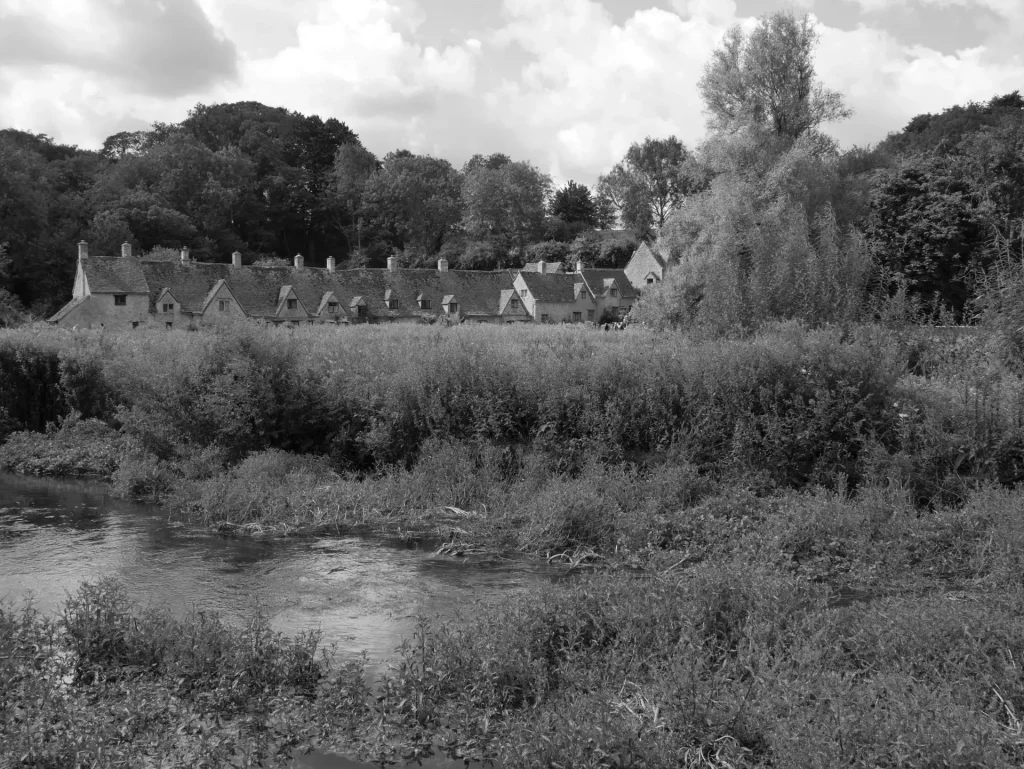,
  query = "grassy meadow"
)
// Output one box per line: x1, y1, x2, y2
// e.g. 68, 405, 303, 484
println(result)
4, 319, 1024, 766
